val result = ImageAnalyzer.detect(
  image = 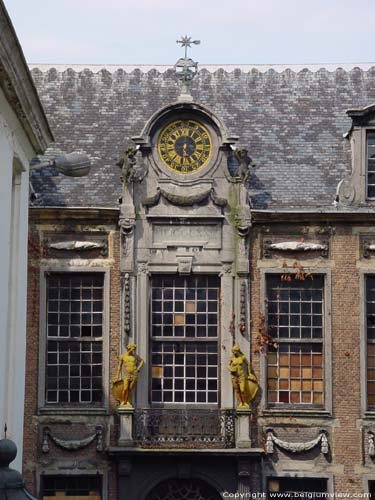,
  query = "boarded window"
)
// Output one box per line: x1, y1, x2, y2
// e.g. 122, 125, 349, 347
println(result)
266, 275, 324, 406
